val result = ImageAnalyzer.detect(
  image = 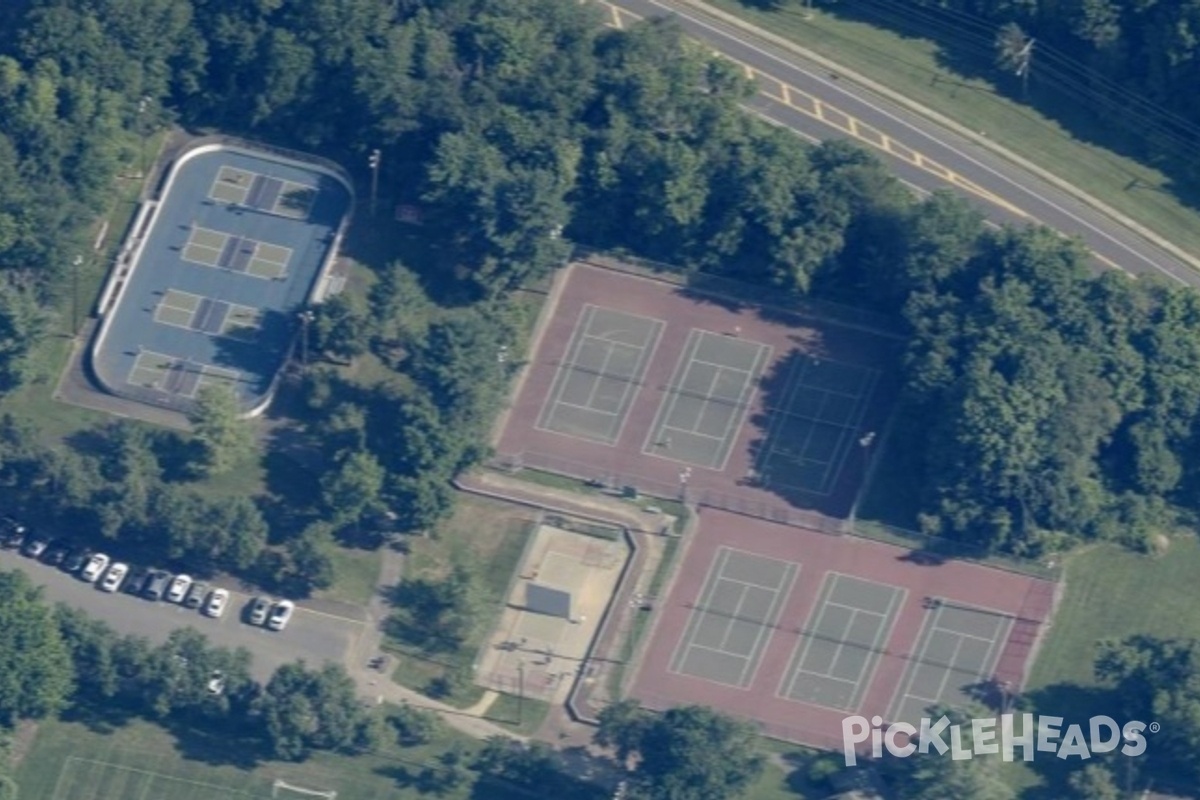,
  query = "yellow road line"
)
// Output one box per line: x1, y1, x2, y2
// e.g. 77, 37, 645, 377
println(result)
593, 1, 1031, 221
